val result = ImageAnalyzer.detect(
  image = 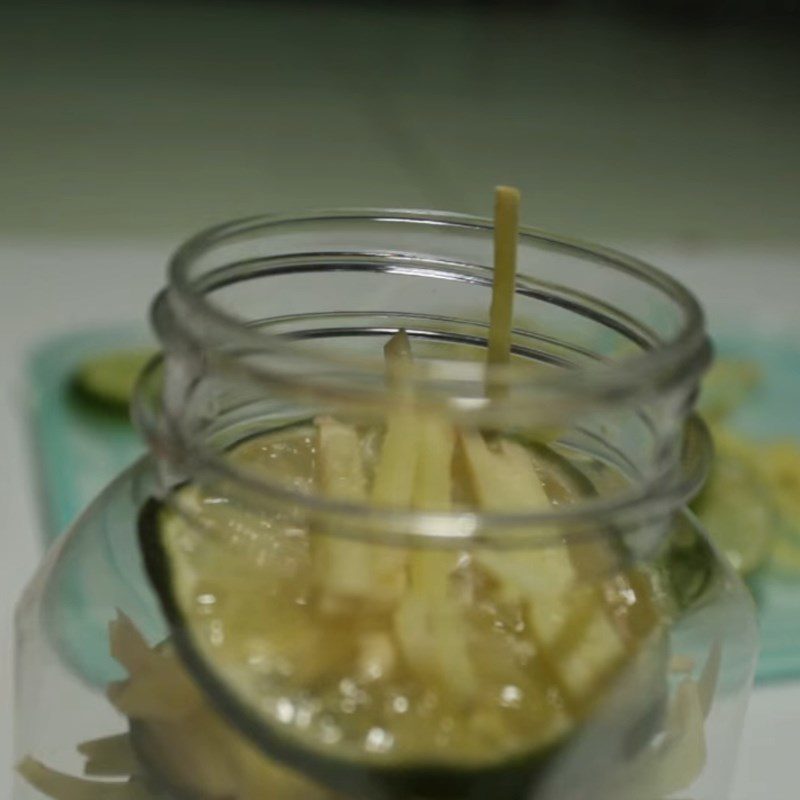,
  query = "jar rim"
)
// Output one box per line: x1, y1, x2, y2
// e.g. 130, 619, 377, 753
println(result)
164, 209, 711, 411
133, 353, 712, 542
